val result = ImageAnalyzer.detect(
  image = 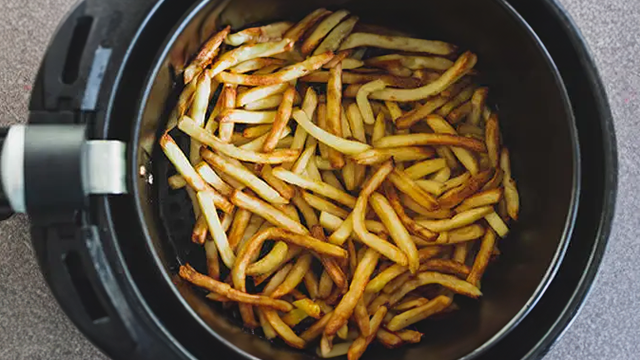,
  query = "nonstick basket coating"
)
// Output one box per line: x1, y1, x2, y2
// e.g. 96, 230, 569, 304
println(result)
134, 0, 580, 359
